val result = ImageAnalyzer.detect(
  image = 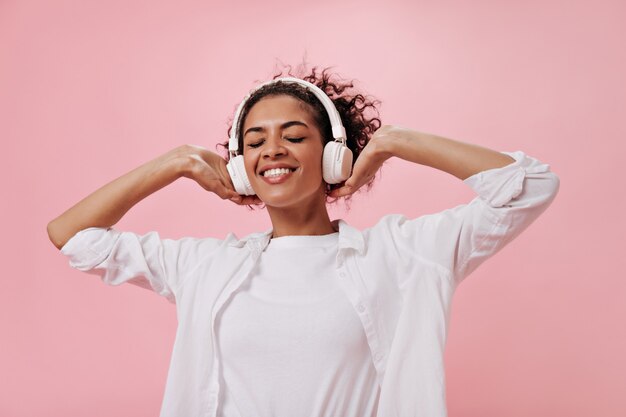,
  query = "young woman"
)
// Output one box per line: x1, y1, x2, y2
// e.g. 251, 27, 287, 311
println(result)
47, 66, 560, 417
